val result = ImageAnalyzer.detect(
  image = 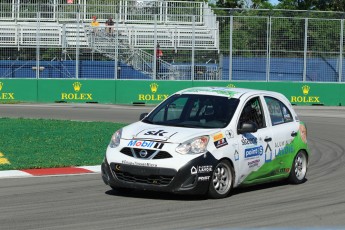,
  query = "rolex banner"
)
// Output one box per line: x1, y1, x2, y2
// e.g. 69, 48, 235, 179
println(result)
0, 79, 37, 102
0, 79, 344, 106
115, 81, 193, 105
37, 79, 115, 103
